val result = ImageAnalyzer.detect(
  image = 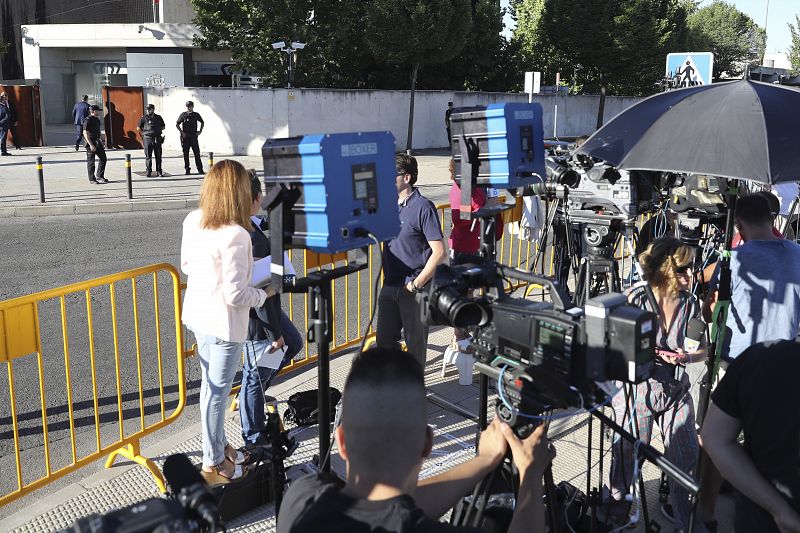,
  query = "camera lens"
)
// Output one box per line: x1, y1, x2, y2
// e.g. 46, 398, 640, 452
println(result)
436, 287, 490, 327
